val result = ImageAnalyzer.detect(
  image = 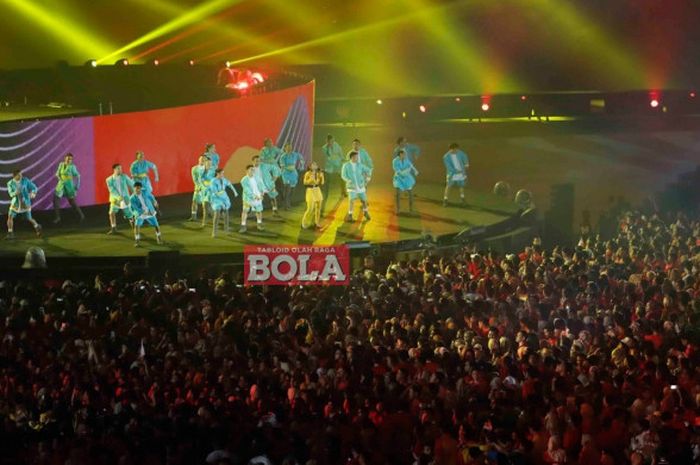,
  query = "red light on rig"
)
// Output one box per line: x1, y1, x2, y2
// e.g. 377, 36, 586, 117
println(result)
481, 95, 492, 112
649, 90, 660, 108
419, 105, 427, 113
234, 80, 250, 90
690, 91, 697, 98
520, 95, 527, 101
